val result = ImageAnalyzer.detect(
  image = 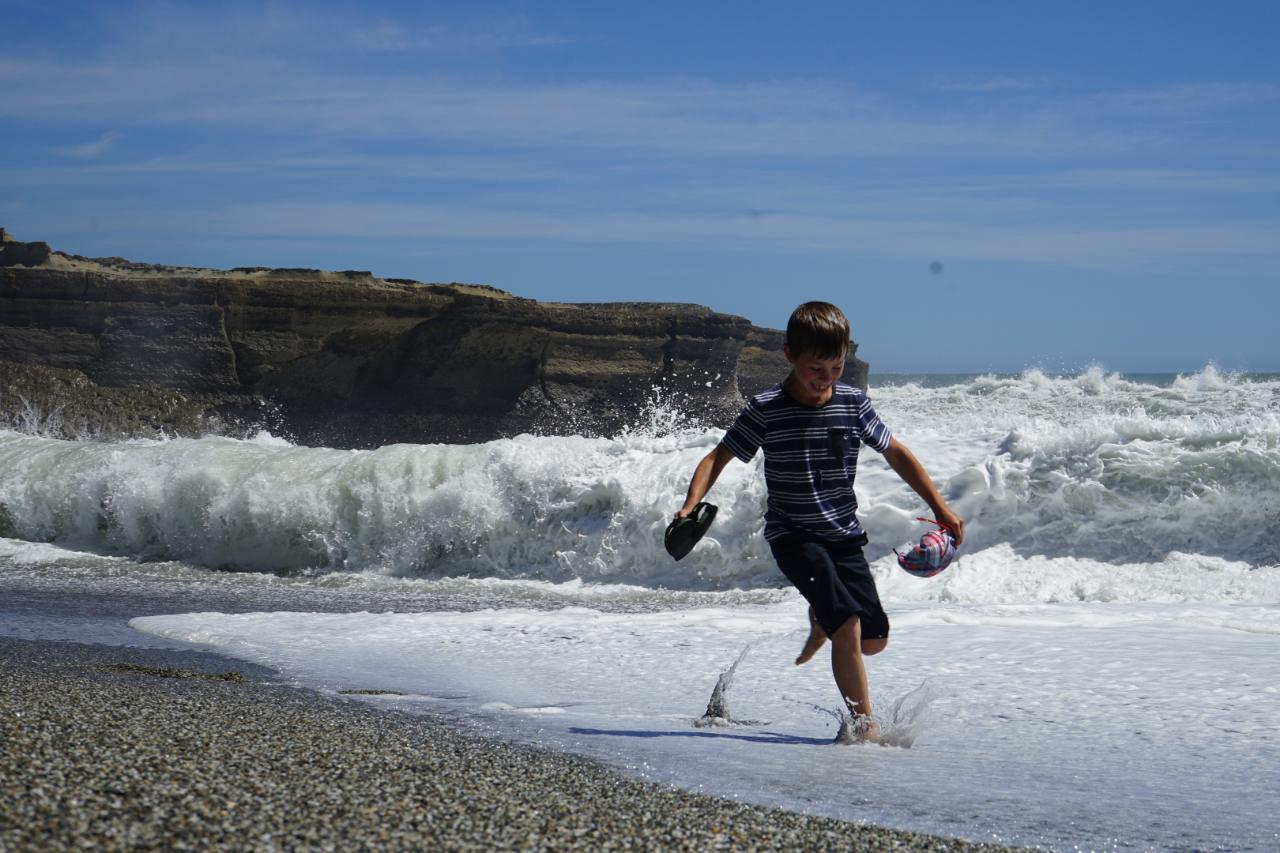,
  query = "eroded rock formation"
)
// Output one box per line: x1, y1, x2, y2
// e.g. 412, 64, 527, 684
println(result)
0, 231, 868, 447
